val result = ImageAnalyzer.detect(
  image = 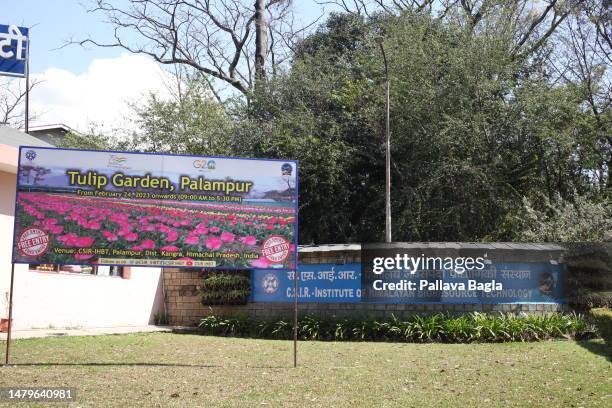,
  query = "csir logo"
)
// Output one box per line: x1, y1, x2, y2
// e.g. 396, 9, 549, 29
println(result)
25, 150, 36, 161
261, 273, 279, 294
